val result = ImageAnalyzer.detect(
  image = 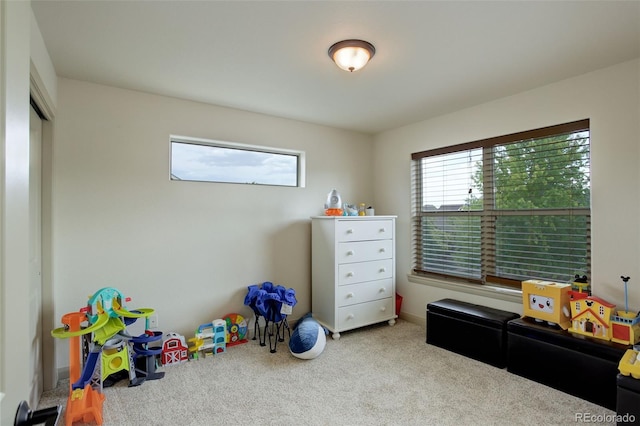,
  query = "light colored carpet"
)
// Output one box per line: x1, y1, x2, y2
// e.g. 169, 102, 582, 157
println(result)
39, 319, 617, 425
